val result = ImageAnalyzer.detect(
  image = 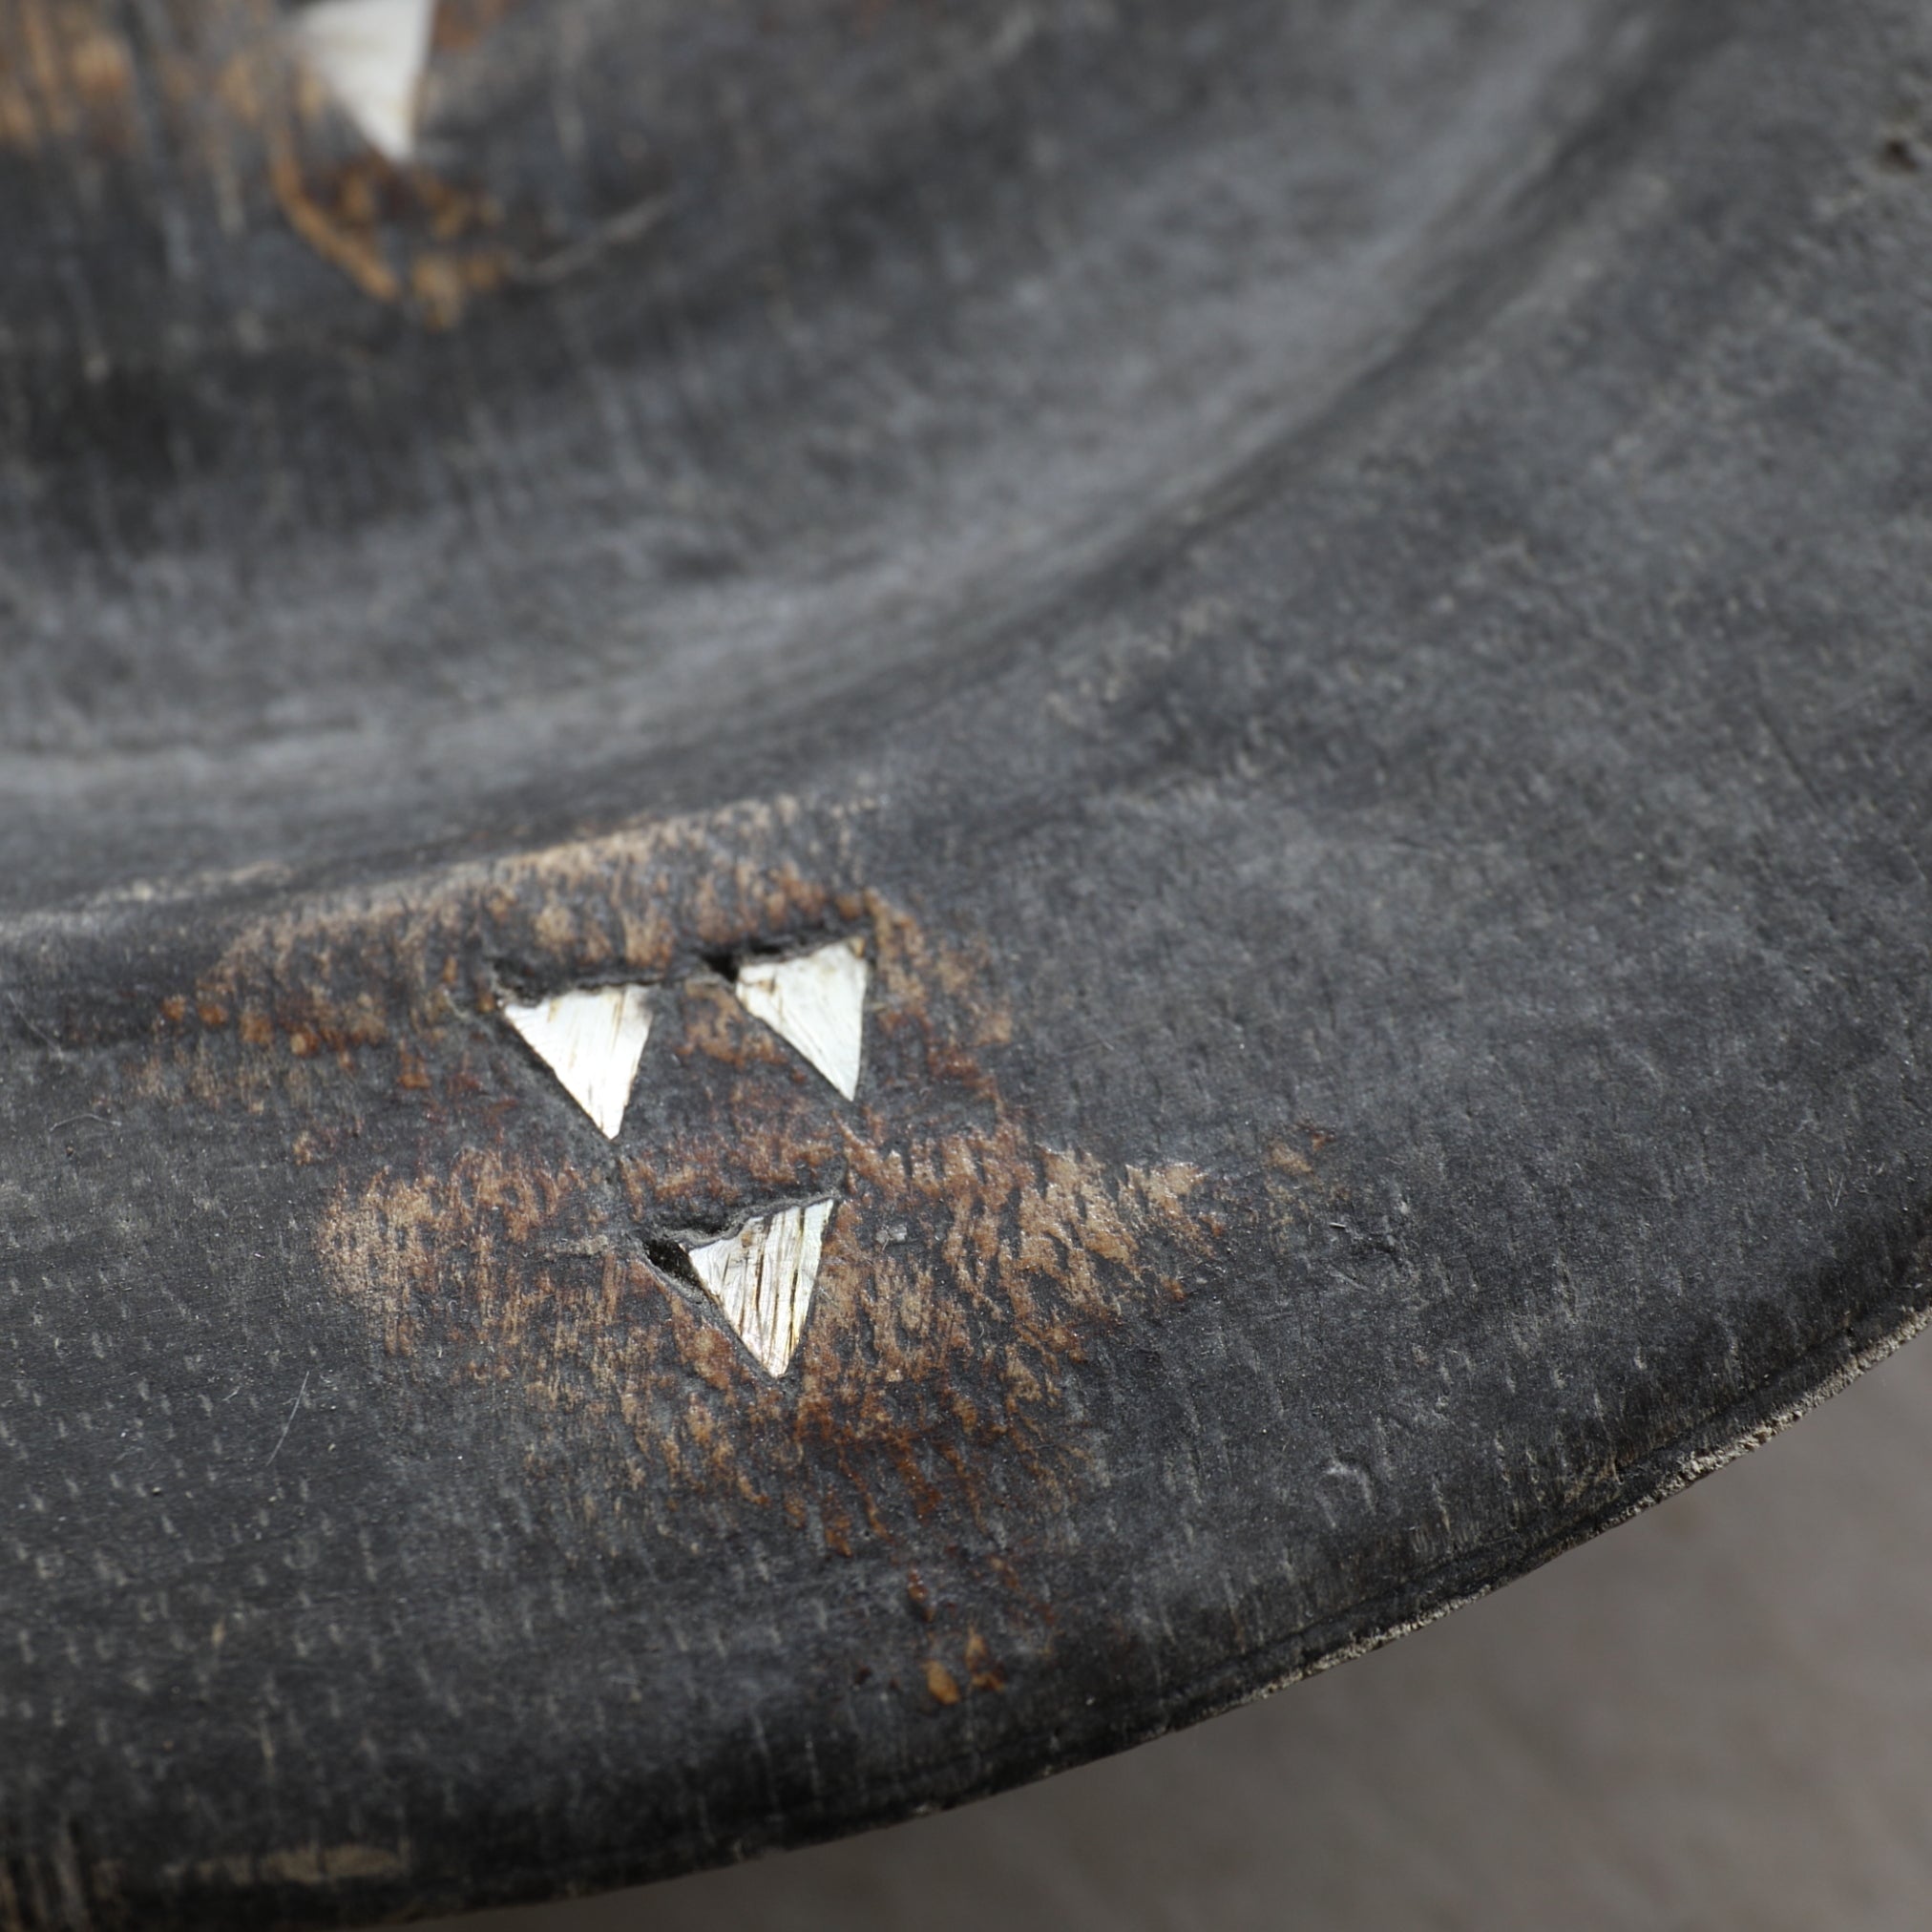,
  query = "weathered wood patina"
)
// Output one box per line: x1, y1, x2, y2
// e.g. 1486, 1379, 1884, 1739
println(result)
3, 0, 1931, 1924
